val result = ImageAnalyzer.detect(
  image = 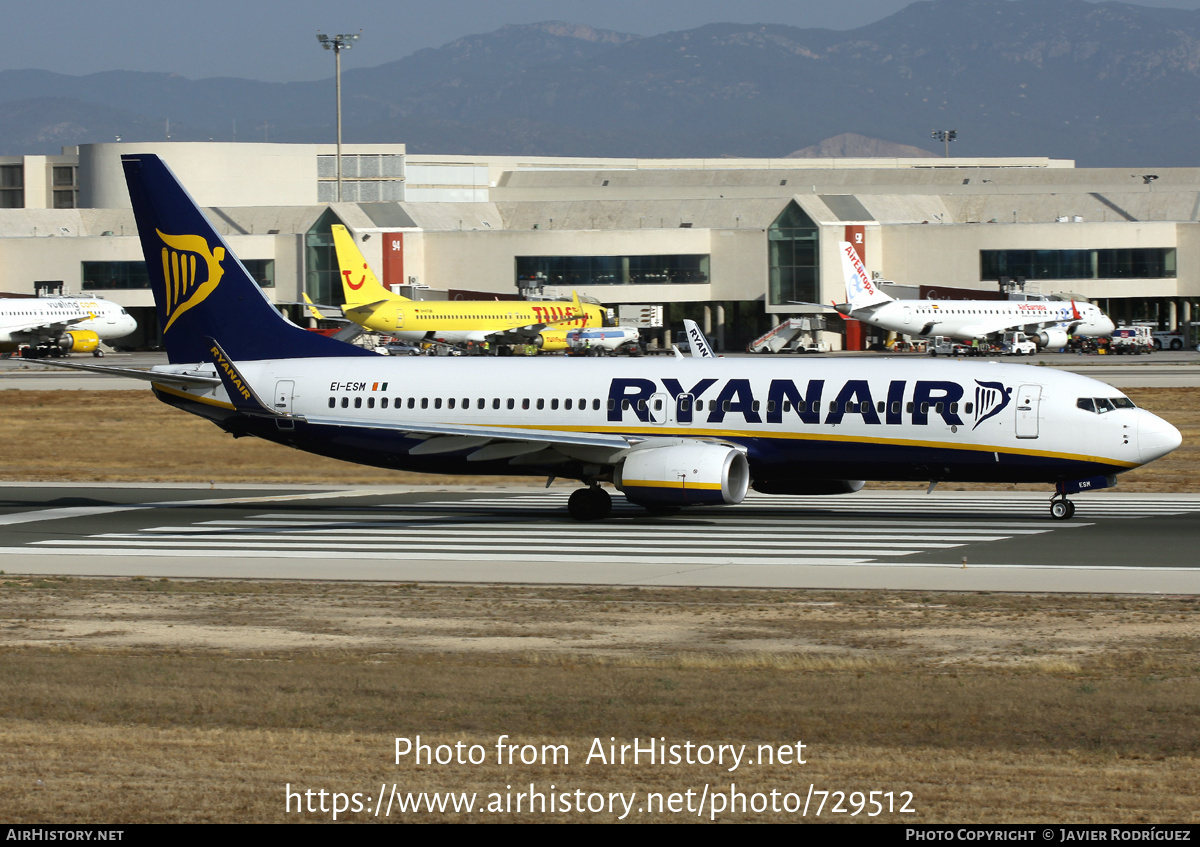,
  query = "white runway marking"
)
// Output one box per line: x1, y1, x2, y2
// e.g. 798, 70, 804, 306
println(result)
20, 491, 1200, 566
